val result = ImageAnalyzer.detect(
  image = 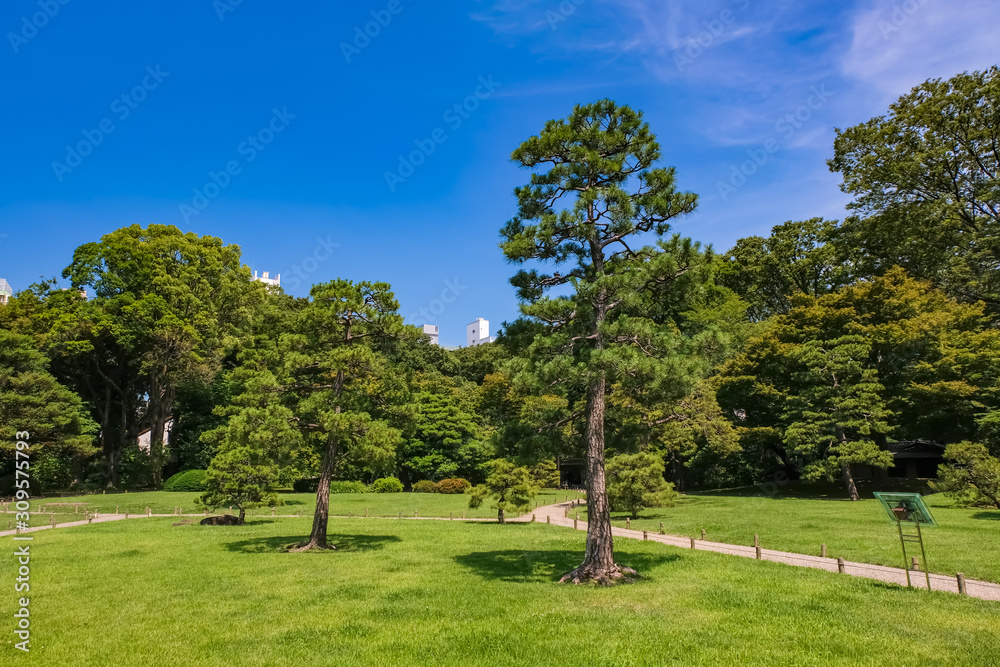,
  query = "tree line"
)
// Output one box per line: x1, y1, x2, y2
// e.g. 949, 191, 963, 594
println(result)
1, 66, 998, 582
